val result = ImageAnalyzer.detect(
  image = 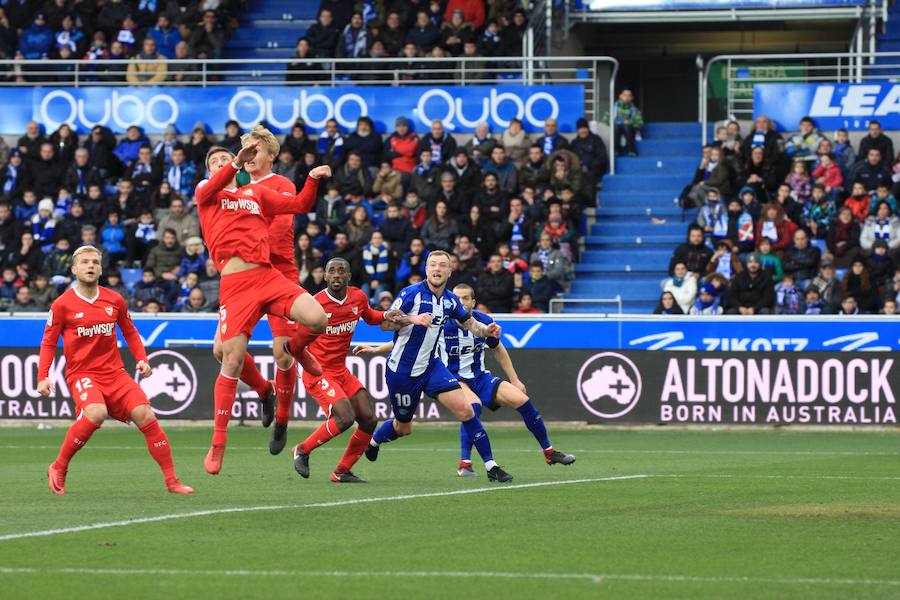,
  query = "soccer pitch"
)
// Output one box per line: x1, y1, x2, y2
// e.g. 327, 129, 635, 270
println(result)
0, 425, 898, 599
